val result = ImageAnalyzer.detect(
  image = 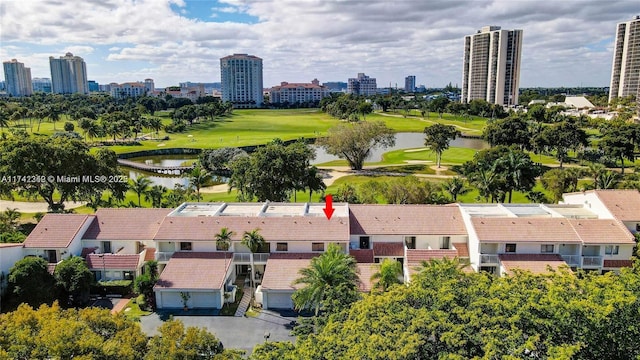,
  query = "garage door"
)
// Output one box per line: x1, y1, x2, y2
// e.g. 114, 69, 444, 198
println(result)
191, 292, 220, 309
157, 291, 182, 309
265, 291, 293, 309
